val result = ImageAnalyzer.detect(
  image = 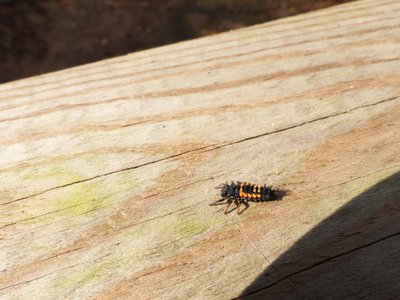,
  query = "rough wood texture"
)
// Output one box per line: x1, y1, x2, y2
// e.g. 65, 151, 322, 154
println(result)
1, 0, 400, 299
